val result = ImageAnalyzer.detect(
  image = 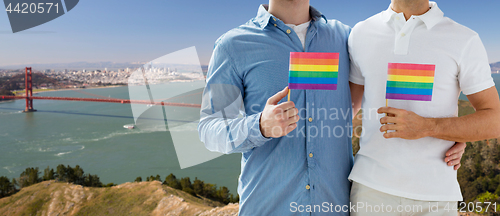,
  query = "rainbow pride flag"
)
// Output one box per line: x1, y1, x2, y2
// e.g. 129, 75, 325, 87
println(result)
386, 63, 435, 101
288, 52, 339, 90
